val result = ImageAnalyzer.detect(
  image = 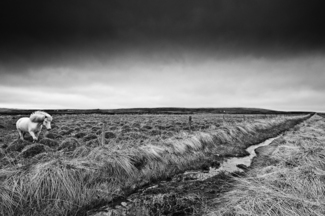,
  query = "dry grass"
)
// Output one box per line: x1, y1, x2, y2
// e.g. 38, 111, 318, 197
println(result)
132, 192, 203, 216
0, 114, 311, 215
0, 184, 21, 216
208, 115, 325, 216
